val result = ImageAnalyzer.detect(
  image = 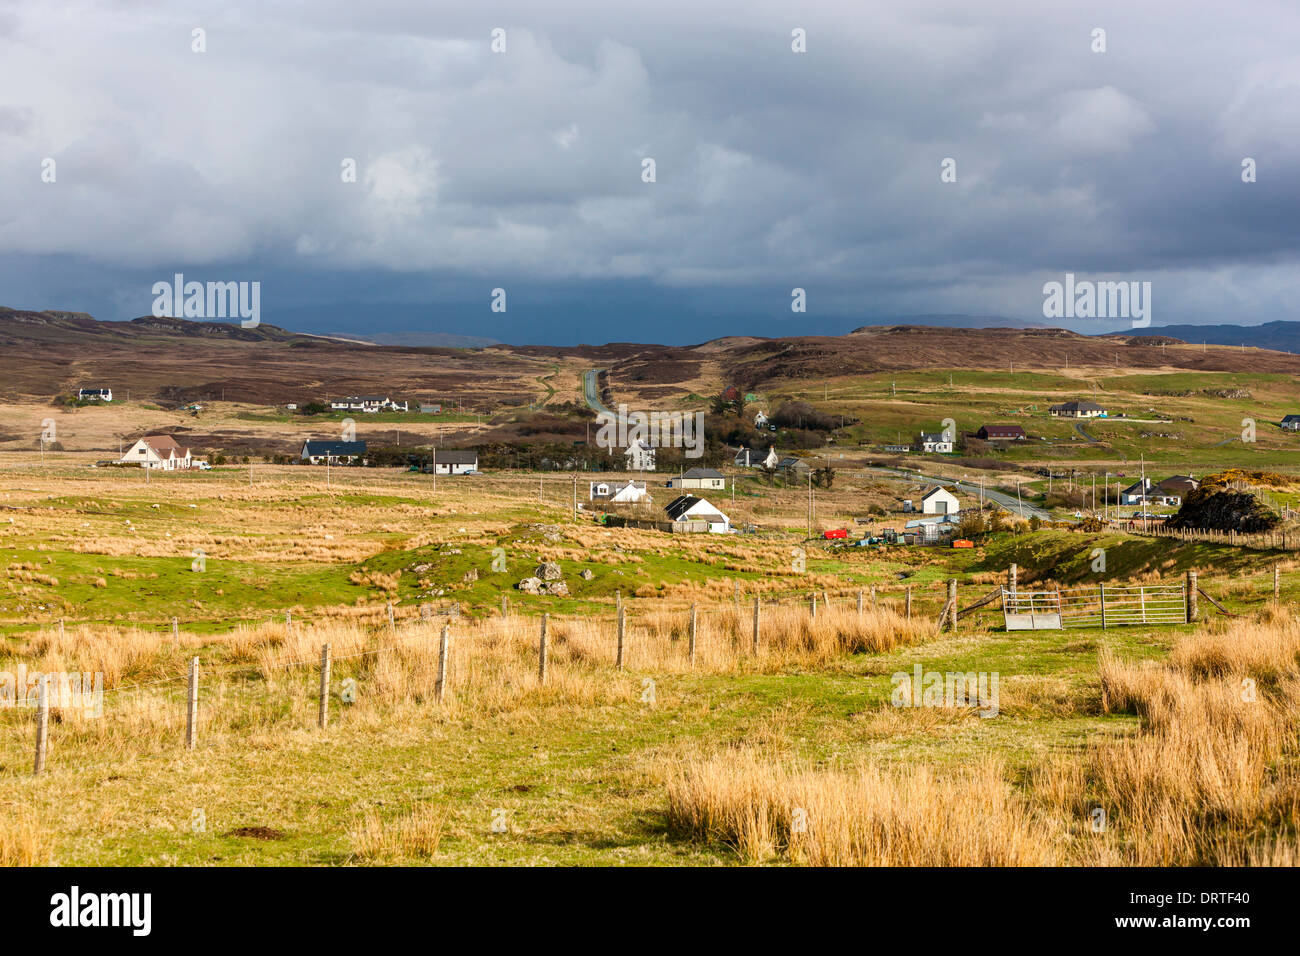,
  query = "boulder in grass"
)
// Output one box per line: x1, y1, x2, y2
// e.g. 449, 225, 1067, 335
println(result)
517, 576, 544, 594
536, 562, 563, 581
